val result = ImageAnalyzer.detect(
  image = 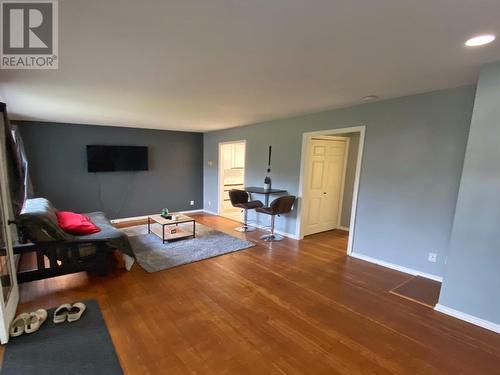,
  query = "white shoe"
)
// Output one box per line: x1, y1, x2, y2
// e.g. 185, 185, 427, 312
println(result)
25, 309, 48, 333
53, 304, 72, 324
122, 254, 135, 271
67, 302, 86, 323
10, 313, 29, 337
